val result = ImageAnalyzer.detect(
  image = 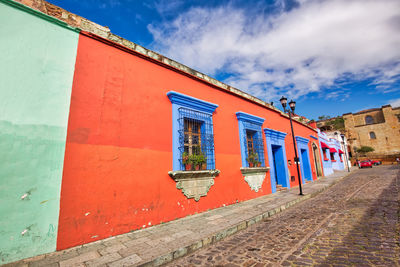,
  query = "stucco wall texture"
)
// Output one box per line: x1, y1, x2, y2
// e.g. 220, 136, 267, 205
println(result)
0, 0, 79, 264
57, 33, 320, 250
